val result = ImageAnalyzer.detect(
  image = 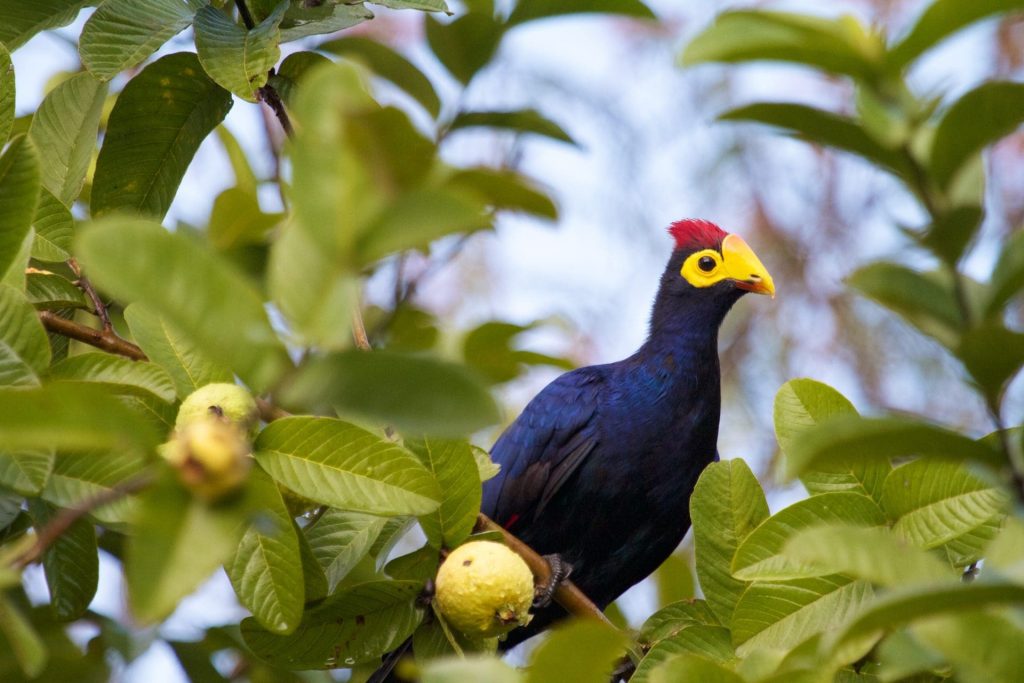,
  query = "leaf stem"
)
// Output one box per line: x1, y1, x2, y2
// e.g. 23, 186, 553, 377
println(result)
38, 310, 147, 361
68, 257, 113, 332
